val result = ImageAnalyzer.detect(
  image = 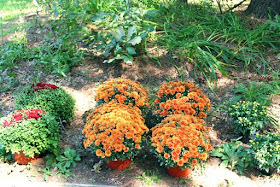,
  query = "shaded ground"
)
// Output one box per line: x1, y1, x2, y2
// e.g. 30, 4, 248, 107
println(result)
1, 10, 280, 187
